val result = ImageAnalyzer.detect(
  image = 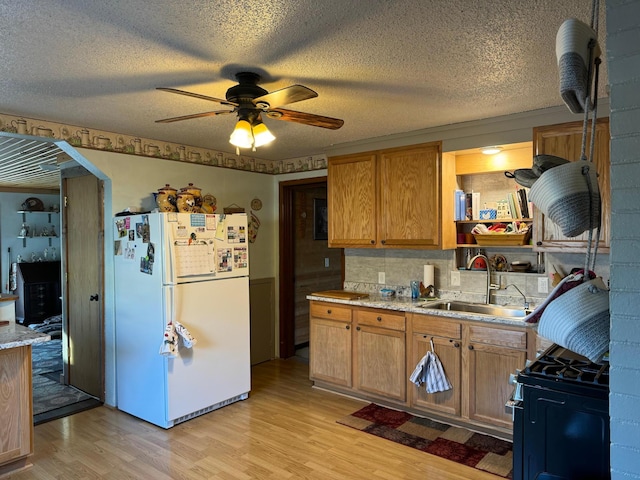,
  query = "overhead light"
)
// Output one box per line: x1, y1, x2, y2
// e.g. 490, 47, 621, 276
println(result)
229, 119, 253, 149
229, 115, 276, 153
252, 122, 275, 148
481, 146, 502, 155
